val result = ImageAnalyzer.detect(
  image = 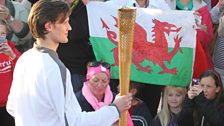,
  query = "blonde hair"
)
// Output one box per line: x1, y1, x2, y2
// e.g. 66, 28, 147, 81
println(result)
158, 86, 187, 126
